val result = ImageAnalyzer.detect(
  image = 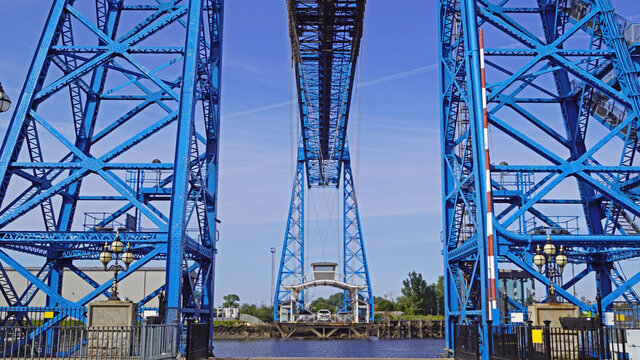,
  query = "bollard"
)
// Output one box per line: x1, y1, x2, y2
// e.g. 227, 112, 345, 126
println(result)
486, 319, 493, 355
140, 318, 148, 360
526, 320, 534, 359
597, 293, 606, 359
543, 320, 551, 360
